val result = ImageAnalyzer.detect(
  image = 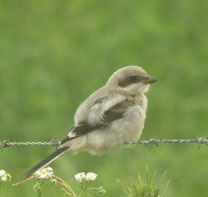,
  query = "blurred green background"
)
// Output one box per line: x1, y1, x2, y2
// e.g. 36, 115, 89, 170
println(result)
0, 0, 208, 196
